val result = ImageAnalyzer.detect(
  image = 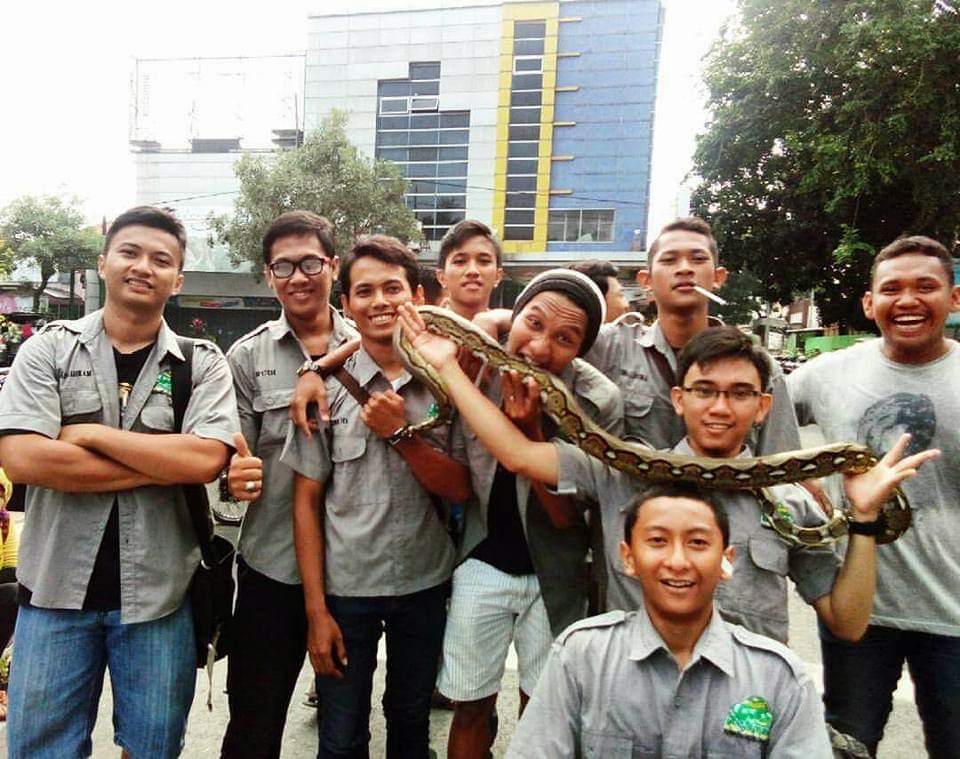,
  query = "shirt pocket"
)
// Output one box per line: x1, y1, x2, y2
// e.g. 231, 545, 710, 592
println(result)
582, 730, 637, 759
748, 533, 790, 577
327, 433, 370, 516
252, 389, 294, 451
140, 393, 174, 432
622, 376, 654, 420
60, 390, 102, 425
